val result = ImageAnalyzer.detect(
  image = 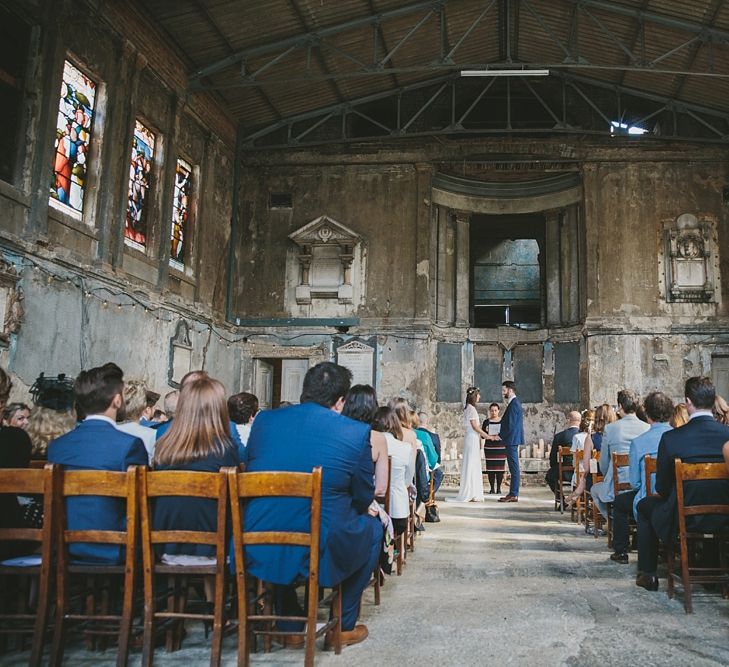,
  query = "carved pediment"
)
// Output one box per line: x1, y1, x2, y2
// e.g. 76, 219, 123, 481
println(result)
288, 215, 361, 248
